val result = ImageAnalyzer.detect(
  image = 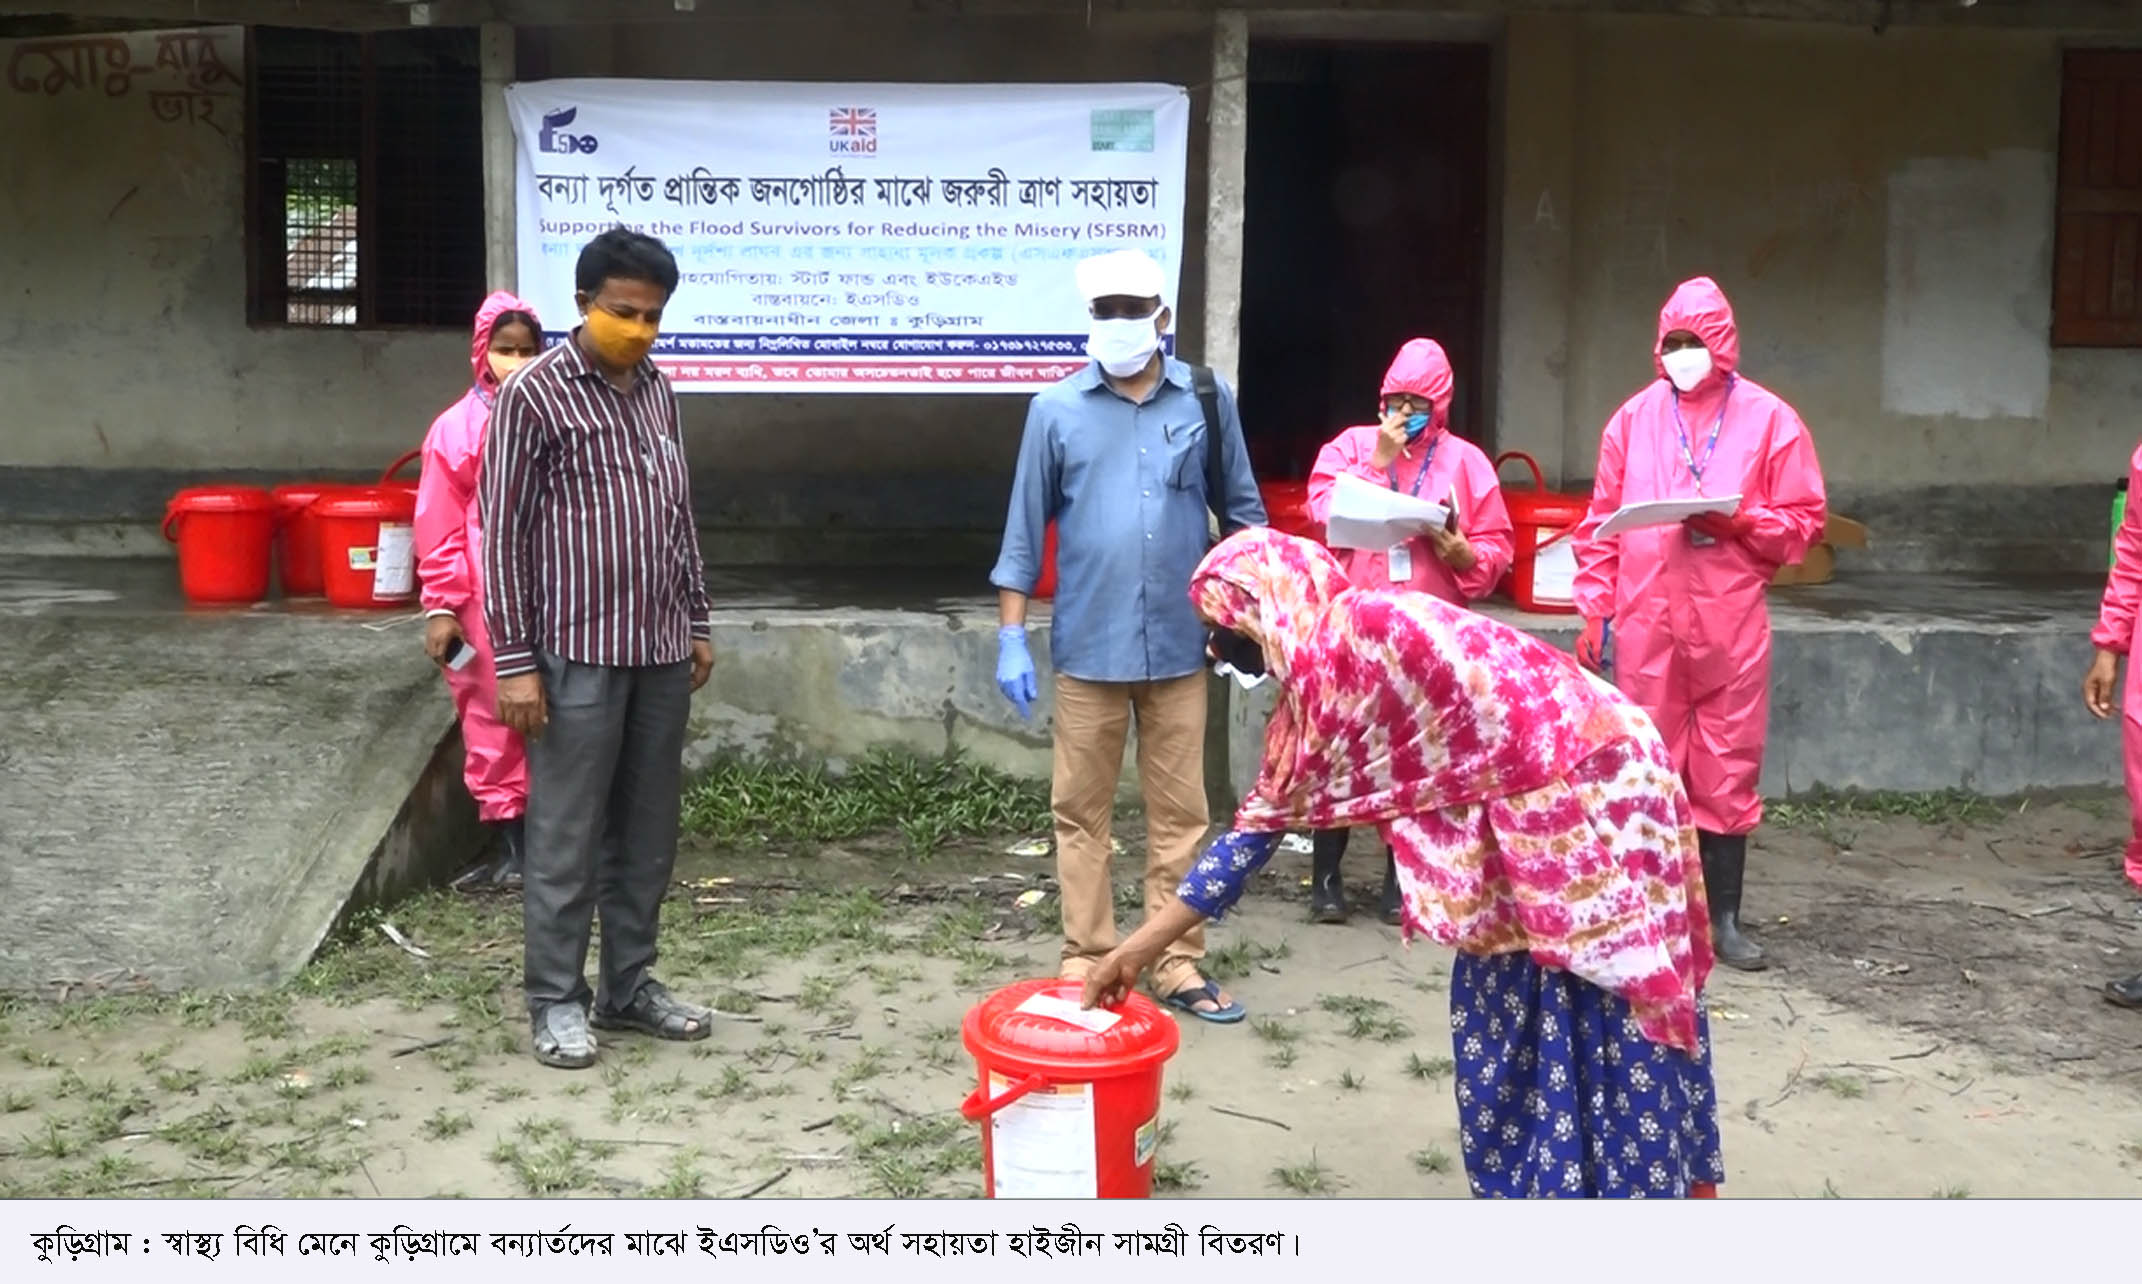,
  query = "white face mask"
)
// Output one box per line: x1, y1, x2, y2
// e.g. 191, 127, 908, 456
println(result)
1086, 314, 1162, 379
1661, 346, 1713, 393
